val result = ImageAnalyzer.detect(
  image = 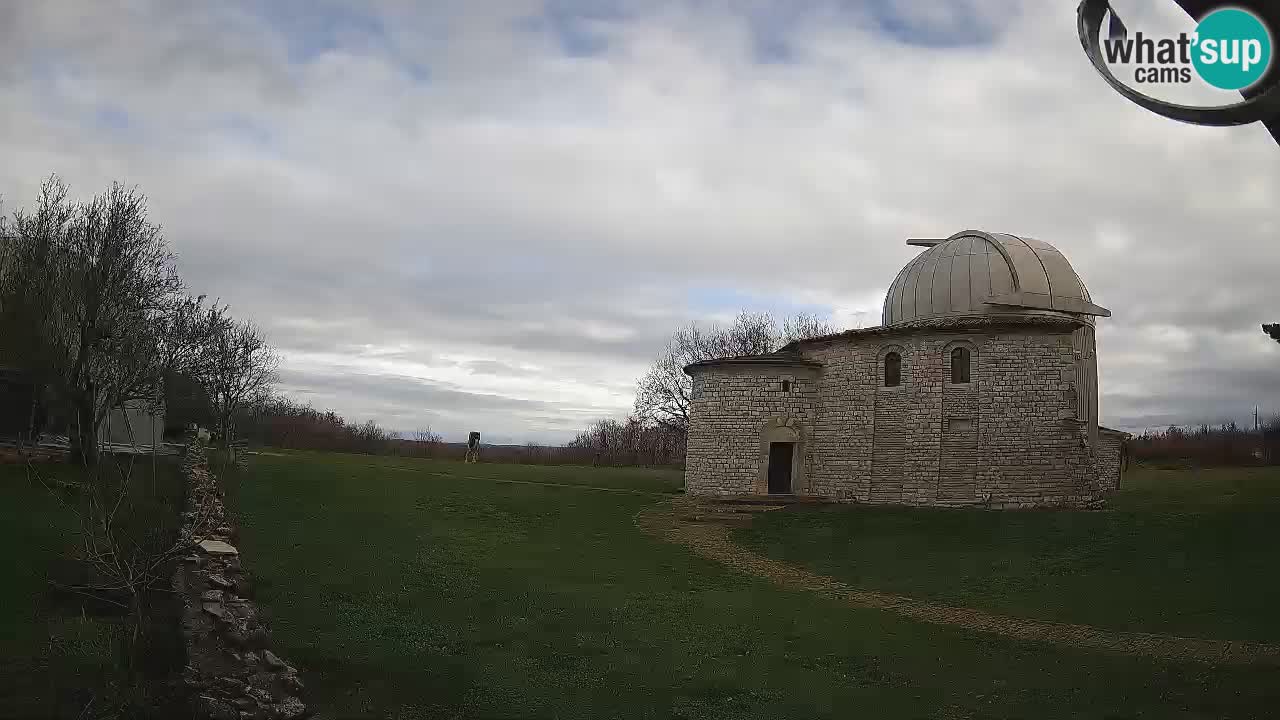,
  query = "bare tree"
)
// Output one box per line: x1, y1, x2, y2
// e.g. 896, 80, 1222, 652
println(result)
0, 176, 187, 465
25, 443, 217, 651
204, 318, 279, 451
156, 294, 226, 379
782, 312, 837, 346
350, 418, 391, 454
633, 310, 836, 431
413, 427, 443, 445
409, 427, 443, 458
567, 416, 686, 466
